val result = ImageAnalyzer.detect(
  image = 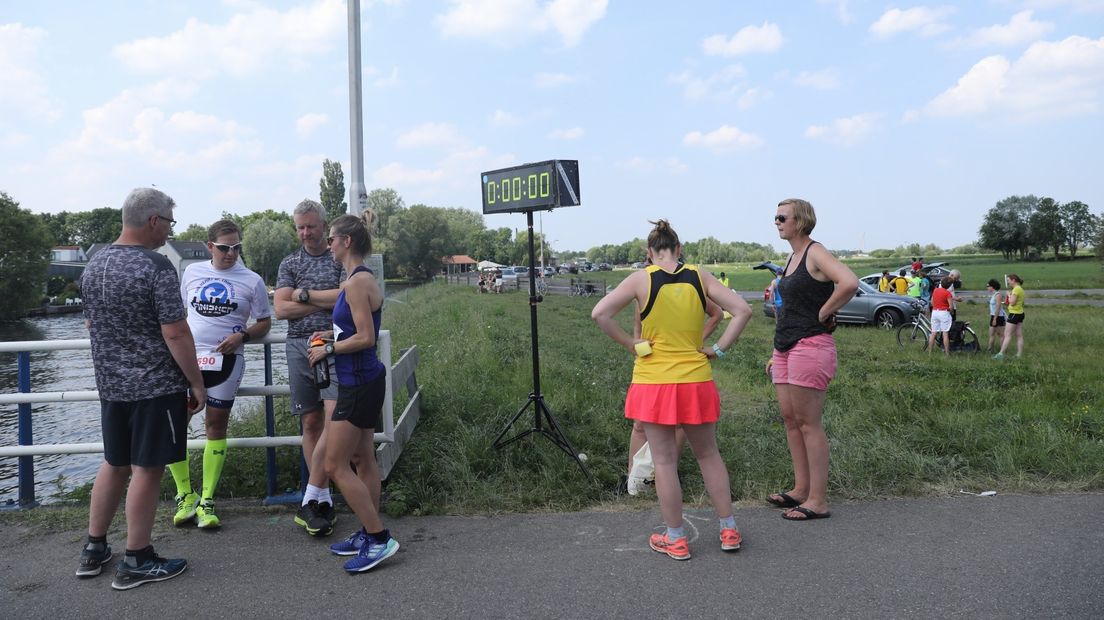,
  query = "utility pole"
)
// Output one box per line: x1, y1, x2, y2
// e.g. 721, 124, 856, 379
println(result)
347, 0, 367, 216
